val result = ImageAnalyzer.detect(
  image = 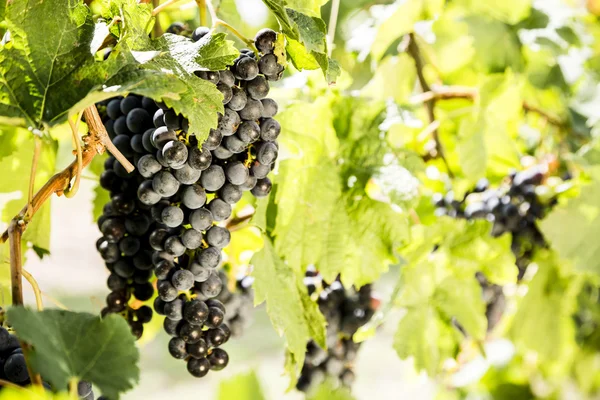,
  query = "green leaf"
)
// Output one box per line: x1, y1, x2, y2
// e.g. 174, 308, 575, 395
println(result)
251, 237, 327, 384
308, 380, 356, 400
371, 1, 423, 61
459, 0, 531, 25
159, 33, 239, 72
7, 308, 140, 400
218, 371, 266, 400
429, 17, 475, 75
463, 16, 524, 73
286, 0, 329, 17
434, 276, 487, 340
261, 0, 298, 39
510, 252, 577, 360
540, 175, 600, 275
362, 54, 417, 104
393, 304, 458, 375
